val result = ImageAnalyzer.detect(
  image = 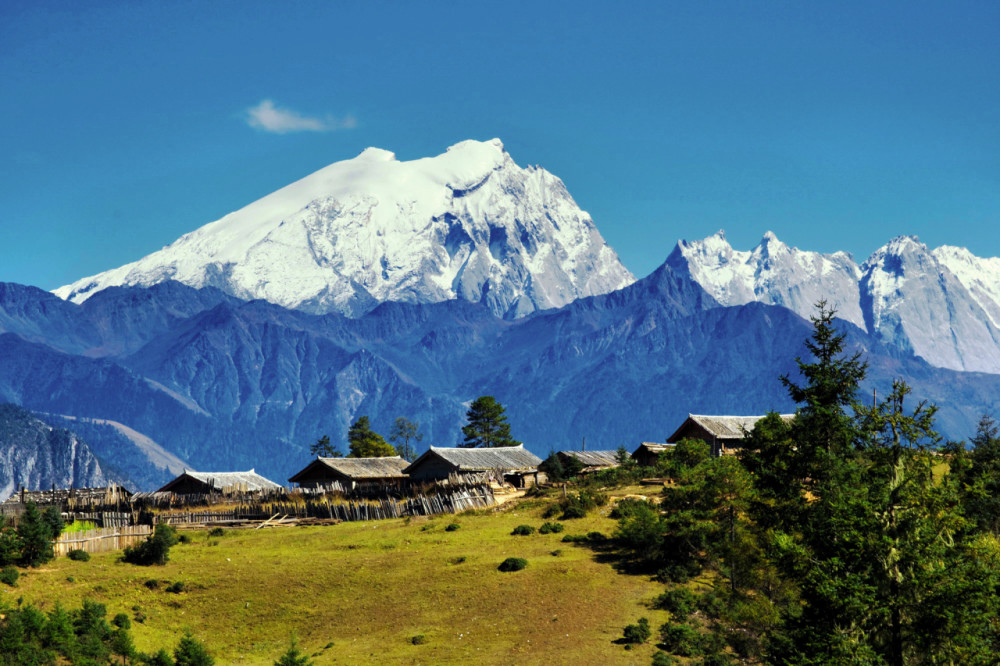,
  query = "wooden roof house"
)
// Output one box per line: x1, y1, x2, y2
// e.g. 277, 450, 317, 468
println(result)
631, 442, 673, 467
667, 414, 795, 456
288, 456, 410, 490
155, 469, 281, 494
556, 450, 619, 473
403, 445, 544, 487
0, 483, 133, 516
